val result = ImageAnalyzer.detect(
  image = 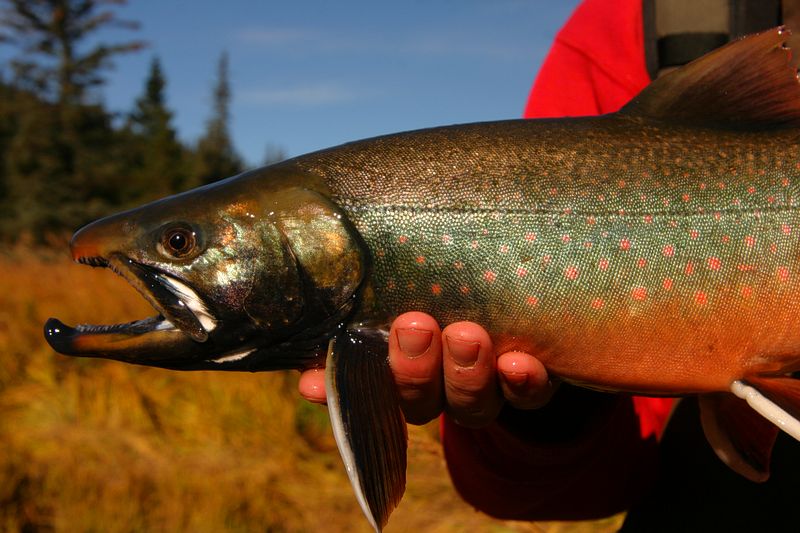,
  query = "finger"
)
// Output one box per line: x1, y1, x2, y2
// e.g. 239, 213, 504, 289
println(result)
497, 351, 558, 409
298, 368, 327, 404
389, 312, 444, 425
442, 321, 503, 428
